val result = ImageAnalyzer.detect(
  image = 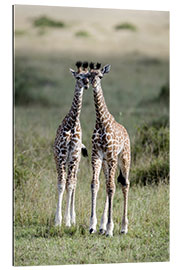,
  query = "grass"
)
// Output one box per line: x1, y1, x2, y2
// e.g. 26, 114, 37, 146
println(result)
14, 52, 169, 266
14, 184, 169, 266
